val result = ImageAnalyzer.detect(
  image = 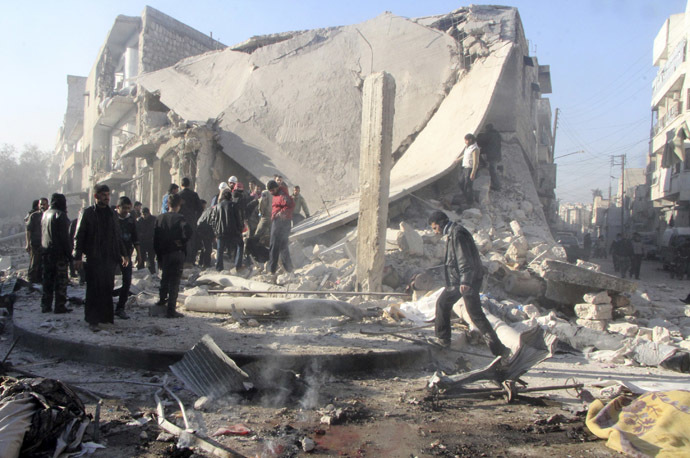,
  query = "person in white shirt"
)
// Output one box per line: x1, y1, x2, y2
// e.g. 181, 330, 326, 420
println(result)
457, 133, 480, 206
